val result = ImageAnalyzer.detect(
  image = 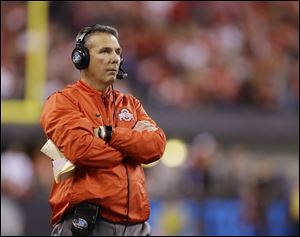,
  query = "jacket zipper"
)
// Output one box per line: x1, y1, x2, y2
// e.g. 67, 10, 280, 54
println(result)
98, 95, 110, 125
